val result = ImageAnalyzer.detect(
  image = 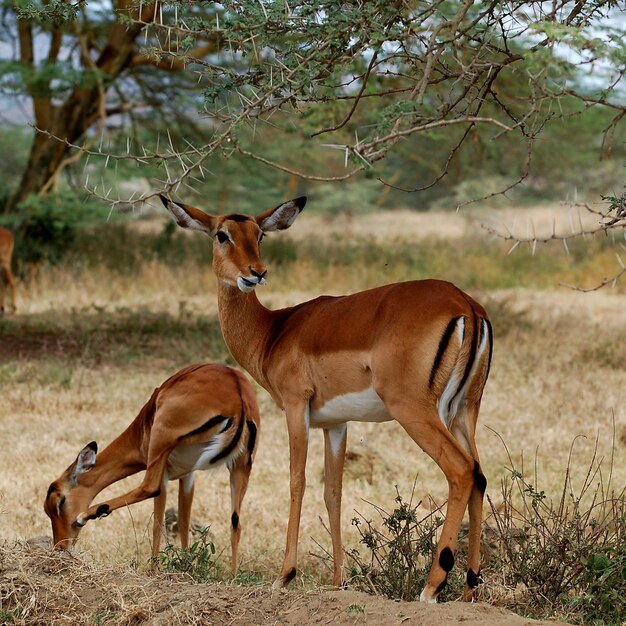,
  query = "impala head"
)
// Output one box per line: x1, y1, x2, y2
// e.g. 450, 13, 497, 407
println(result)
44, 441, 98, 550
159, 195, 307, 292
